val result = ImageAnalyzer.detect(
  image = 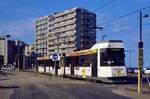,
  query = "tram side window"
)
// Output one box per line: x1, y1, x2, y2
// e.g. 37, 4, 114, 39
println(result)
66, 56, 80, 67
100, 53, 108, 66
65, 57, 70, 67
66, 54, 97, 67
79, 55, 97, 67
